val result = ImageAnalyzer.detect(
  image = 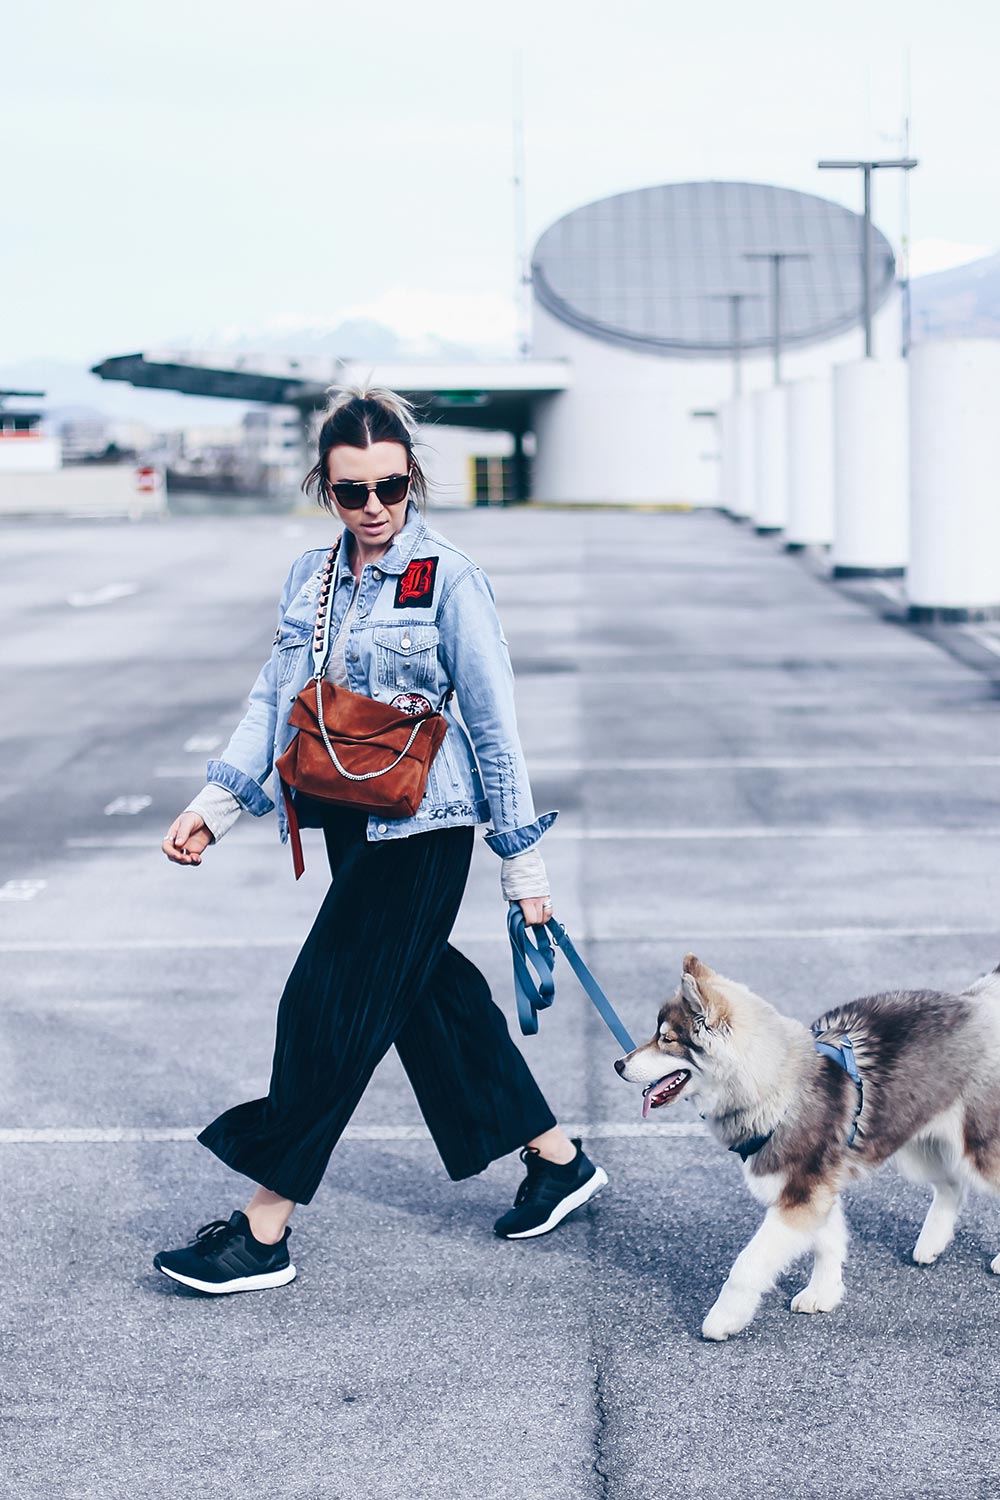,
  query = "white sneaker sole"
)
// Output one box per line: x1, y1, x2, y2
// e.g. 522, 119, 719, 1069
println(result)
155, 1262, 297, 1295
501, 1166, 609, 1239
